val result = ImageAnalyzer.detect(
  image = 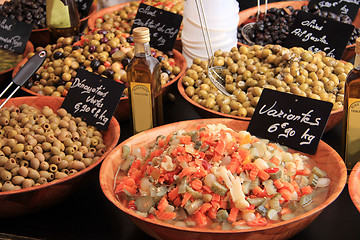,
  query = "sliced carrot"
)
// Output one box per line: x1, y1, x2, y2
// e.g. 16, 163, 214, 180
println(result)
140, 146, 147, 158
296, 168, 311, 175
291, 180, 301, 194
270, 156, 281, 166
242, 162, 258, 170
227, 207, 239, 222
173, 196, 182, 207
165, 133, 173, 145
158, 138, 165, 148
252, 186, 264, 196
220, 199, 227, 209
194, 211, 207, 226
178, 167, 197, 179
124, 177, 136, 187
180, 135, 192, 144
301, 185, 313, 195
202, 185, 212, 193
168, 186, 179, 202
273, 179, 284, 189
215, 140, 226, 155
191, 179, 203, 191
247, 217, 267, 226
206, 207, 218, 219
282, 181, 295, 192
232, 220, 246, 226
155, 210, 177, 221
123, 185, 137, 196
181, 192, 192, 207
157, 195, 169, 212
193, 166, 208, 178
227, 159, 240, 174
280, 207, 292, 215
249, 168, 260, 181
279, 188, 292, 201
211, 193, 221, 202
258, 170, 270, 181
238, 149, 251, 163
200, 202, 213, 213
